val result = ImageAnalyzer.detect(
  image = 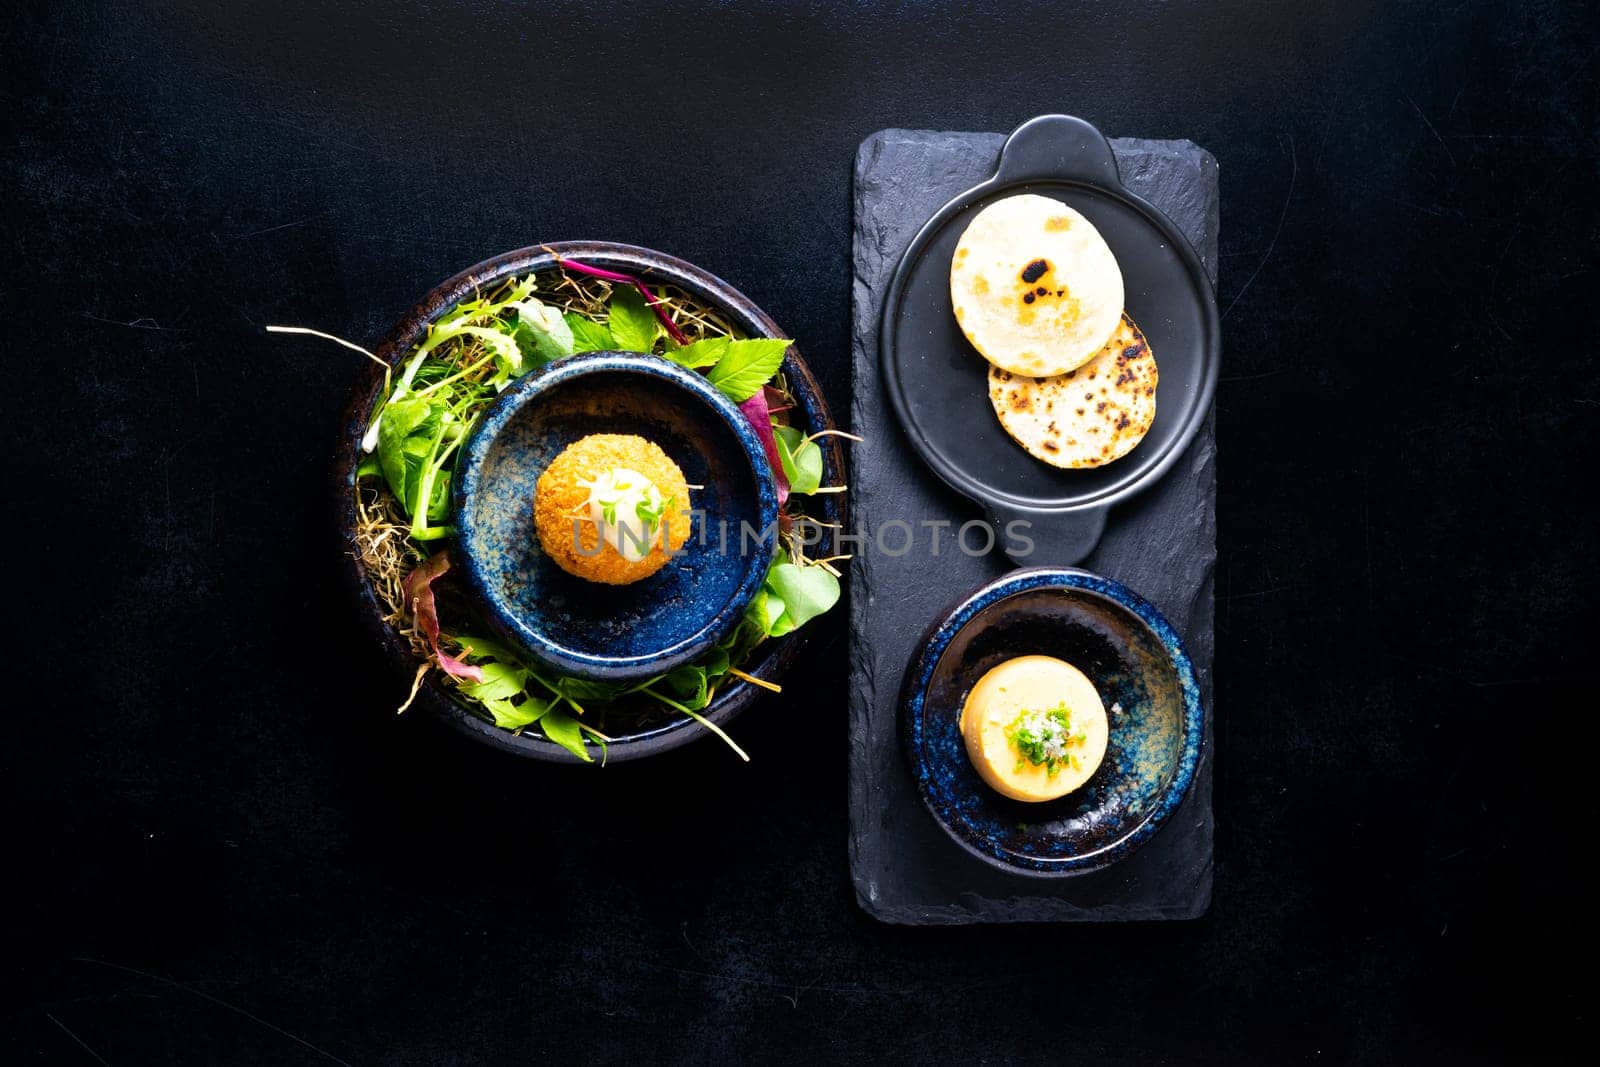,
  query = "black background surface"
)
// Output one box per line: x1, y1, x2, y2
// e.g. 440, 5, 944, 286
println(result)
5, 1, 1596, 1063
